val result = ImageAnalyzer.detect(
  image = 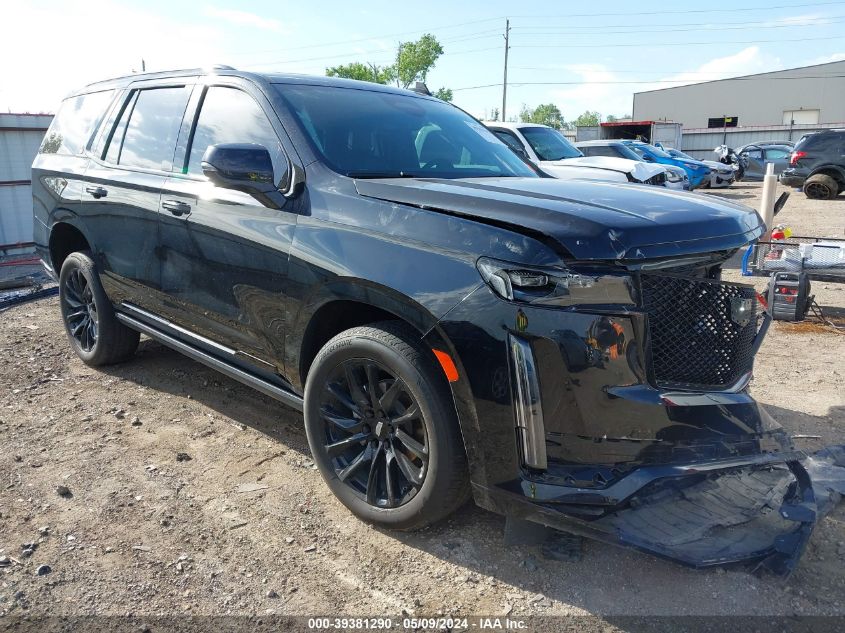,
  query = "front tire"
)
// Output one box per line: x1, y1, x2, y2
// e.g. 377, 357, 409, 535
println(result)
58, 251, 139, 366
803, 174, 839, 200
304, 322, 470, 530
